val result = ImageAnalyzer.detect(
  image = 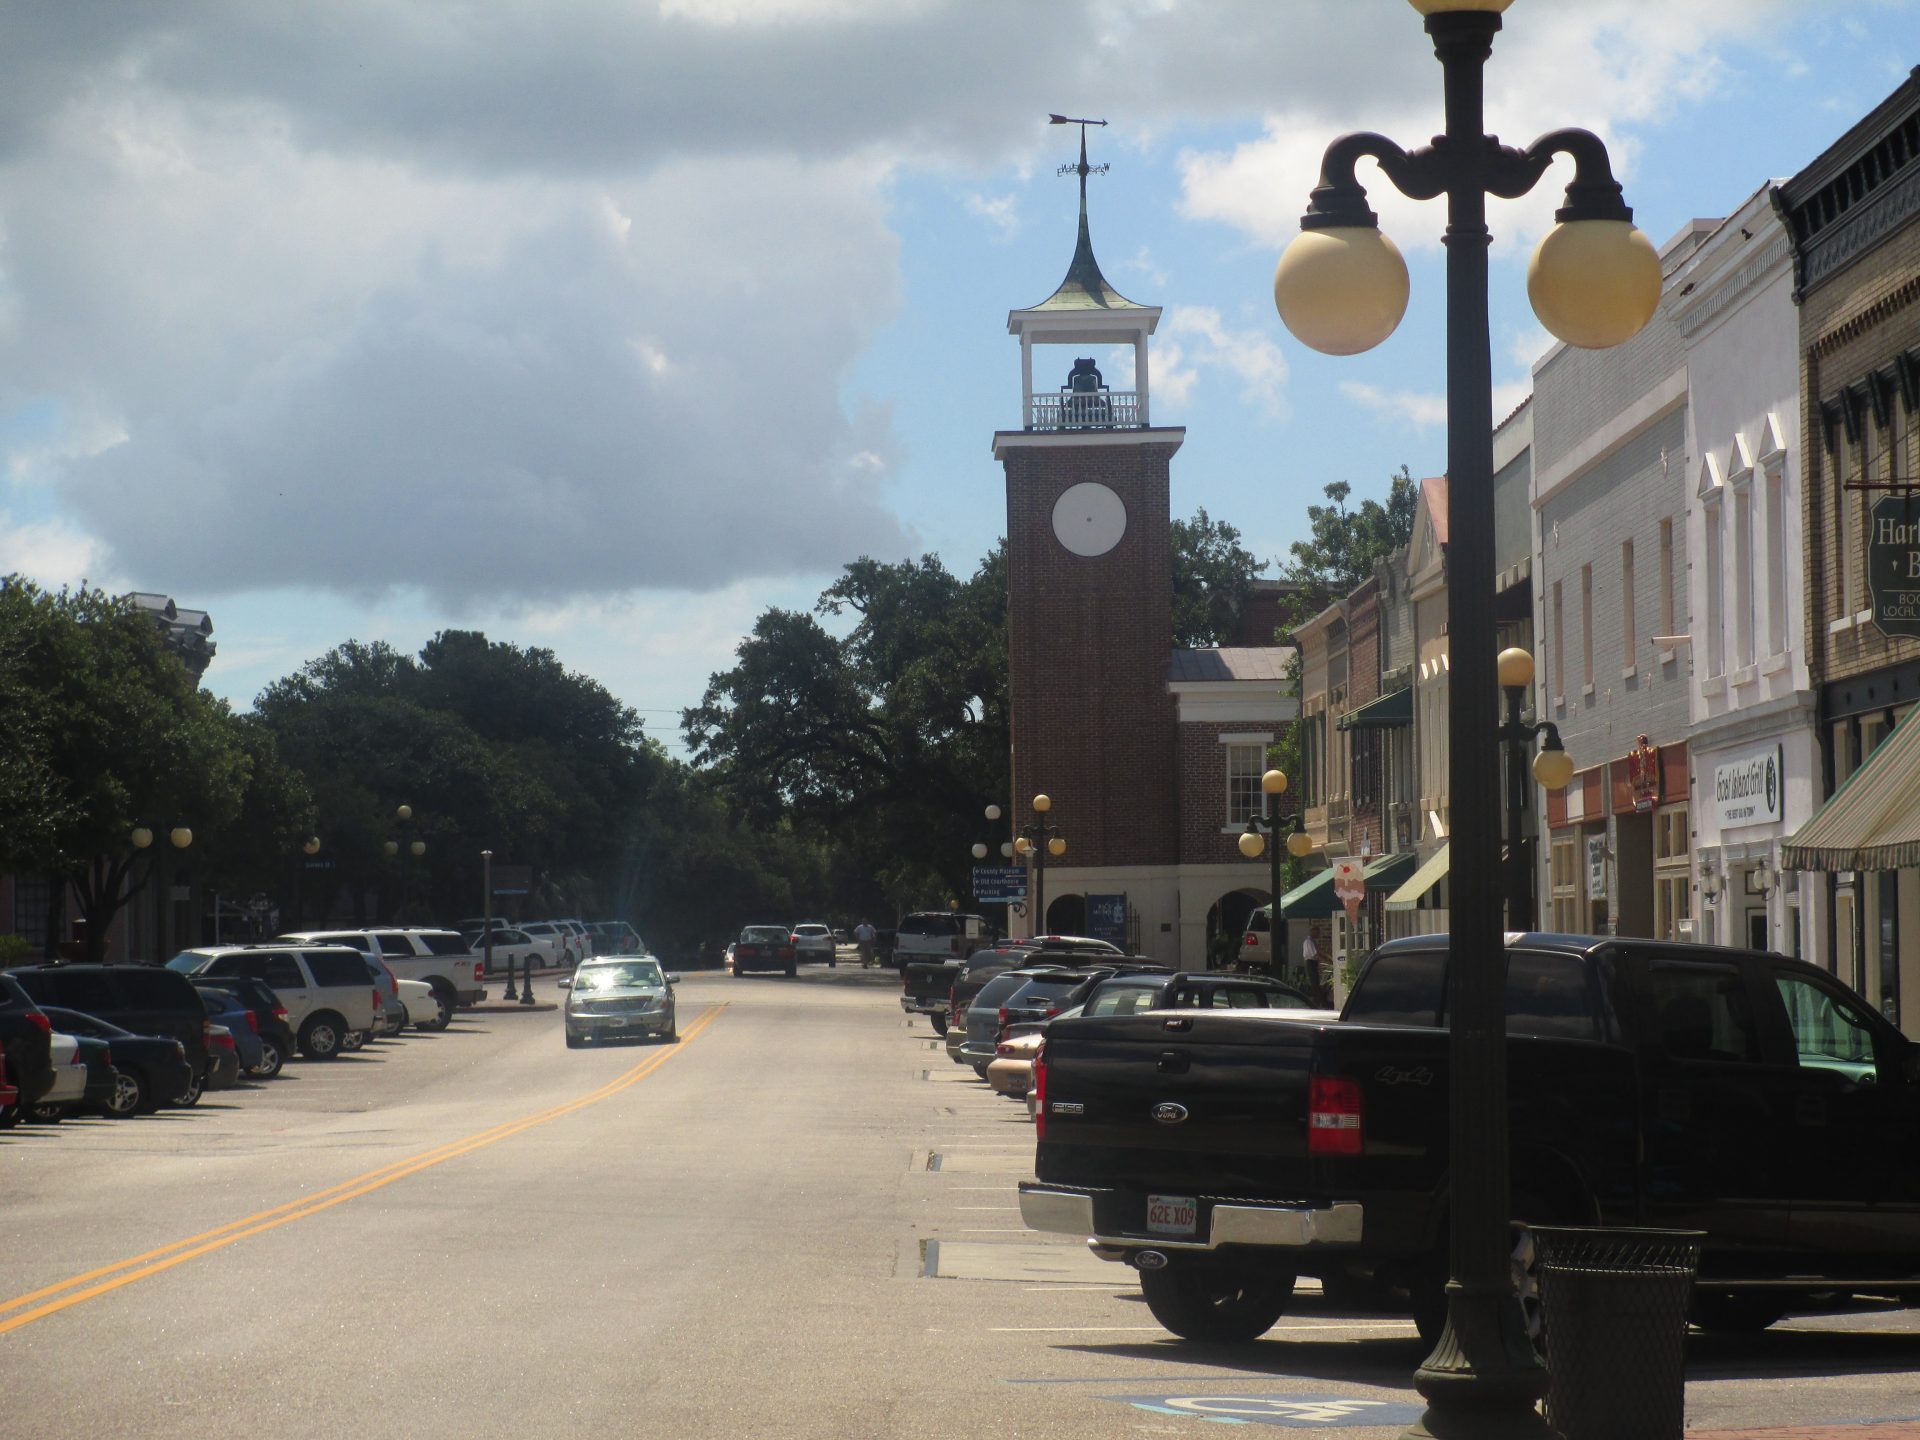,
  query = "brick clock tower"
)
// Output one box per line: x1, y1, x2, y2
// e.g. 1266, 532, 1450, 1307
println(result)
992, 122, 1183, 937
